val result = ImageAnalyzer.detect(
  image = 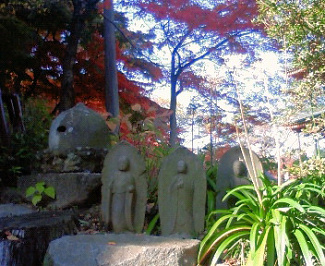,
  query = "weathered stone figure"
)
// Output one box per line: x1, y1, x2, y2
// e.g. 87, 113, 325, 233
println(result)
216, 146, 263, 209
101, 141, 147, 233
158, 146, 206, 238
